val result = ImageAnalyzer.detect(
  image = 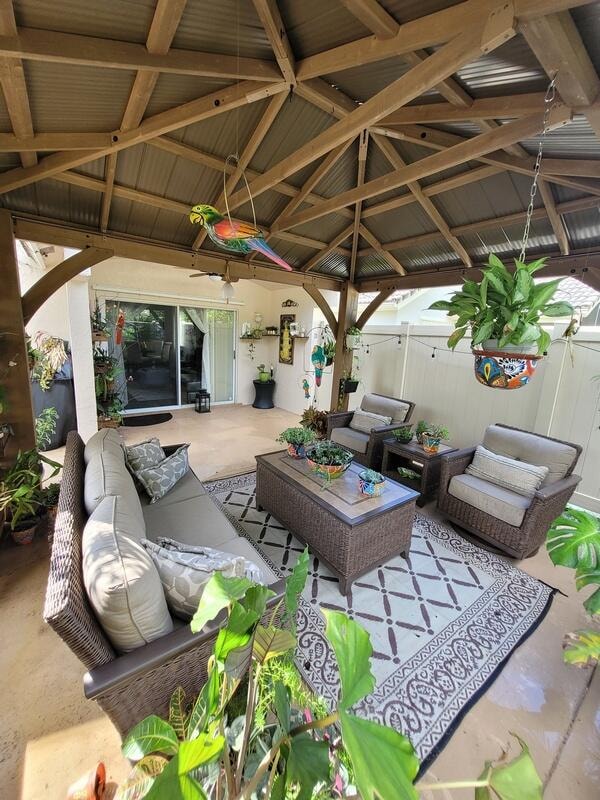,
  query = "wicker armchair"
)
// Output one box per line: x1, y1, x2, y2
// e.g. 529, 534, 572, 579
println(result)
327, 393, 415, 469
43, 432, 285, 736
438, 423, 582, 559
